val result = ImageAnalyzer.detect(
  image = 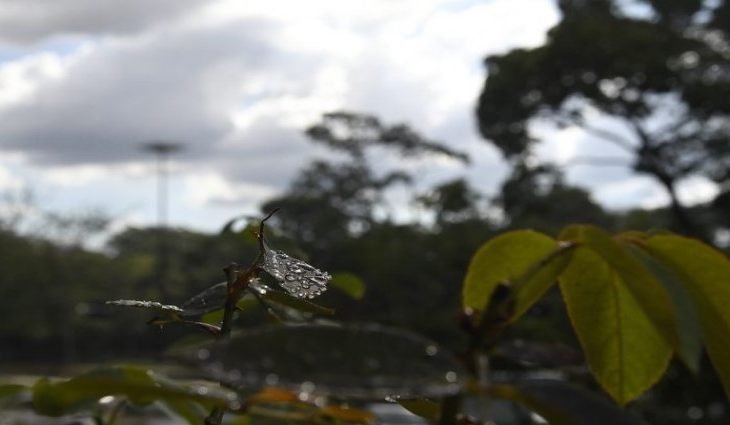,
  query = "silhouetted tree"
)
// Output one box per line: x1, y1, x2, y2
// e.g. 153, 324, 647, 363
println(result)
477, 0, 730, 237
